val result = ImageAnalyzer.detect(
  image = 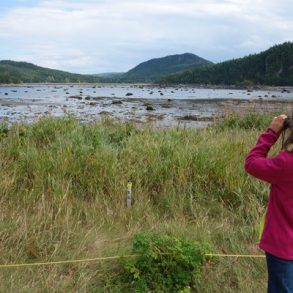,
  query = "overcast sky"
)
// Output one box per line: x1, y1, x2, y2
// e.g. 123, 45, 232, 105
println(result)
0, 0, 292, 74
